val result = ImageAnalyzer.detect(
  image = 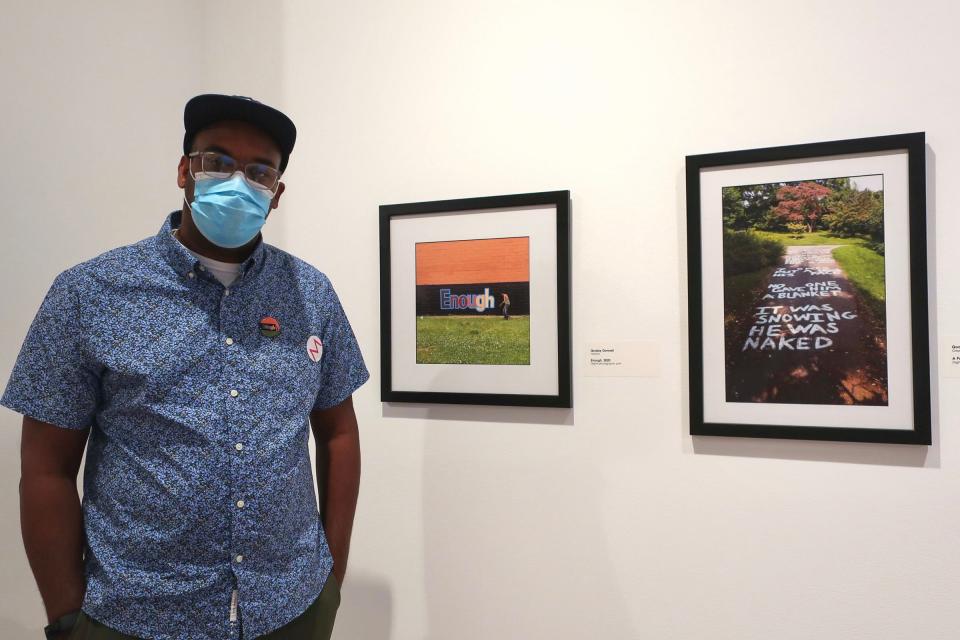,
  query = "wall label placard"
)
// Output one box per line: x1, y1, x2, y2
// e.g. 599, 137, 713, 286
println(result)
585, 341, 659, 377
942, 335, 960, 378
